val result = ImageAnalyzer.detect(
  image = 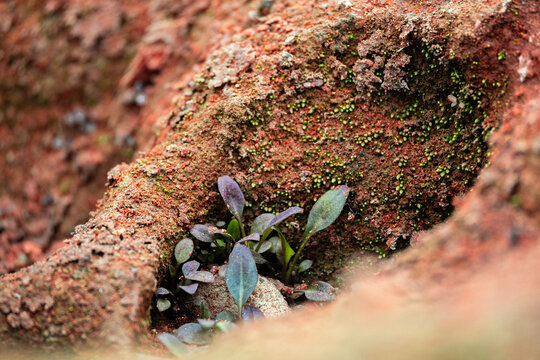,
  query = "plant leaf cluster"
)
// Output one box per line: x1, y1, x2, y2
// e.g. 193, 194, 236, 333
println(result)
194, 176, 349, 284
157, 175, 348, 356
155, 238, 215, 312
158, 308, 238, 356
